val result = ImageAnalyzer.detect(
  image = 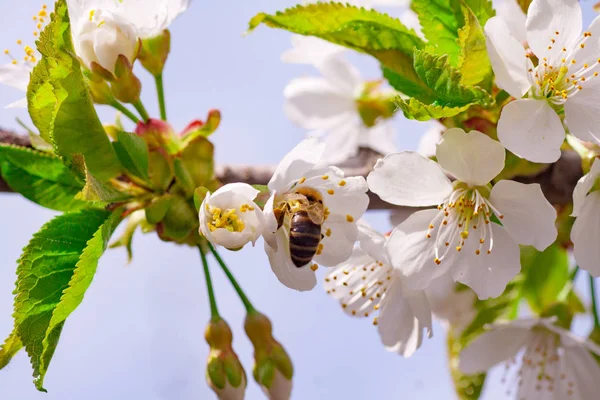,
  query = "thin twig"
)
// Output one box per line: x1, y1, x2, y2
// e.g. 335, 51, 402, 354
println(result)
0, 128, 584, 211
